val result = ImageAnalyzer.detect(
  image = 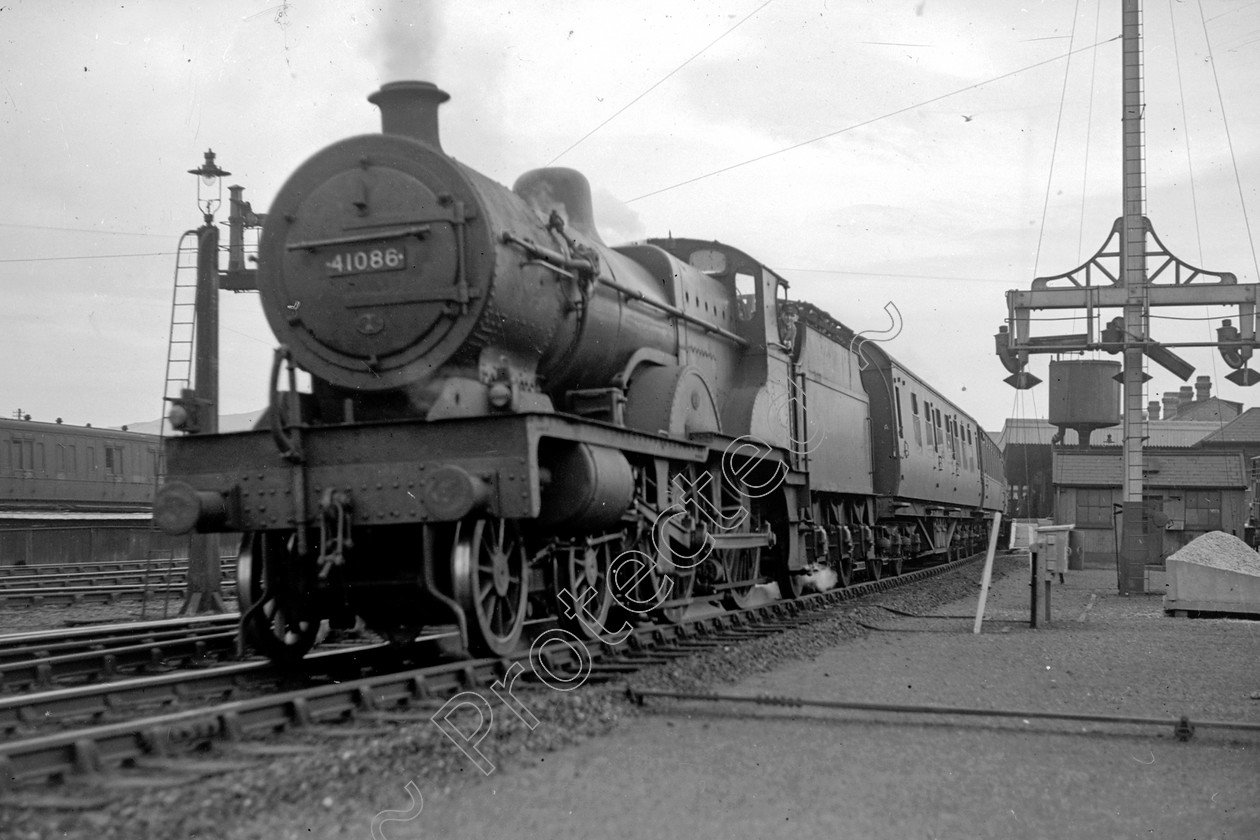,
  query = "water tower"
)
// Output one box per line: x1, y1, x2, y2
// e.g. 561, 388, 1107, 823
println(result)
1048, 360, 1121, 446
